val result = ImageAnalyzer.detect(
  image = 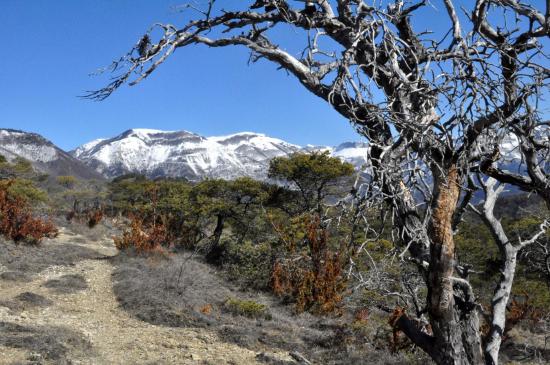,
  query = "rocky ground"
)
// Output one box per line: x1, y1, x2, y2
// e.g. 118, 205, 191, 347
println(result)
0, 228, 294, 365
1, 225, 547, 365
